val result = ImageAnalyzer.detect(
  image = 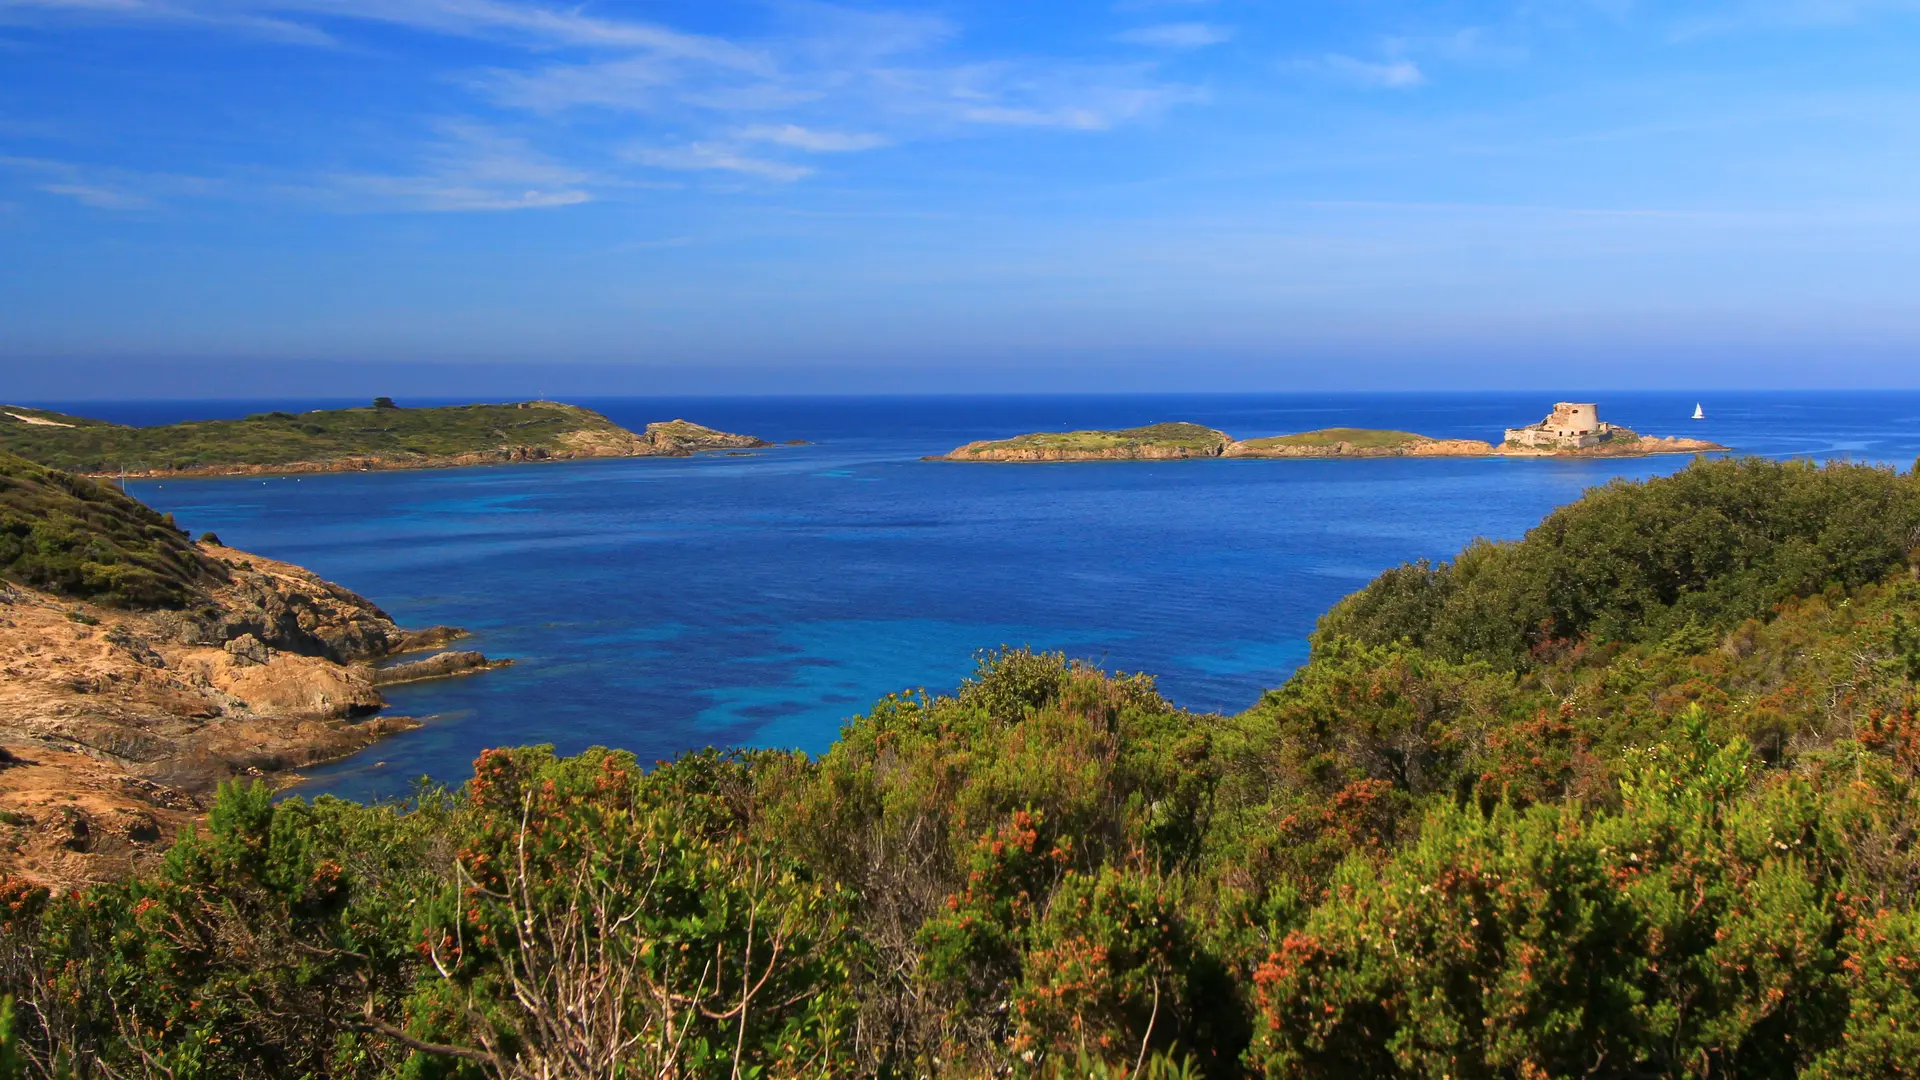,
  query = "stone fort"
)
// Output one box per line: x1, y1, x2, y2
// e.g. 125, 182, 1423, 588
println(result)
1504, 402, 1619, 449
